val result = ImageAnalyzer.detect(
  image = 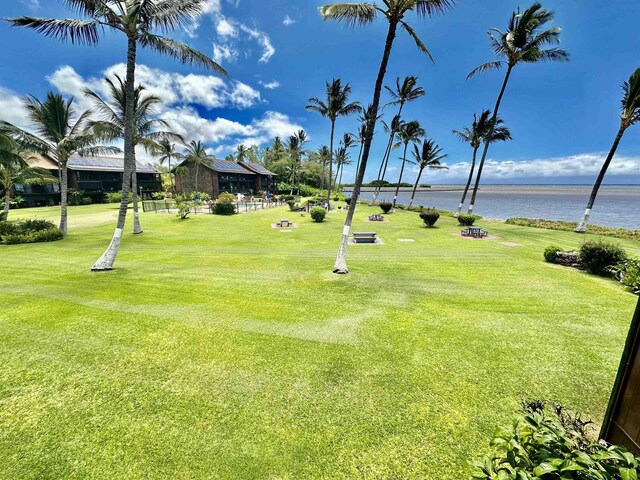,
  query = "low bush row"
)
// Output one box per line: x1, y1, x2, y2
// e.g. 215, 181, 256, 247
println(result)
0, 219, 63, 245
507, 217, 640, 241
